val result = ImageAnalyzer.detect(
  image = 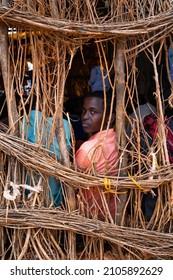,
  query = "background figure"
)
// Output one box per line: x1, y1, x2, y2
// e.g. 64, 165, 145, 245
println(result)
0, 79, 8, 125
88, 65, 110, 92
141, 81, 173, 221
75, 91, 118, 221
15, 74, 32, 116
168, 42, 173, 81
126, 78, 157, 138
64, 95, 88, 151
21, 109, 71, 207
